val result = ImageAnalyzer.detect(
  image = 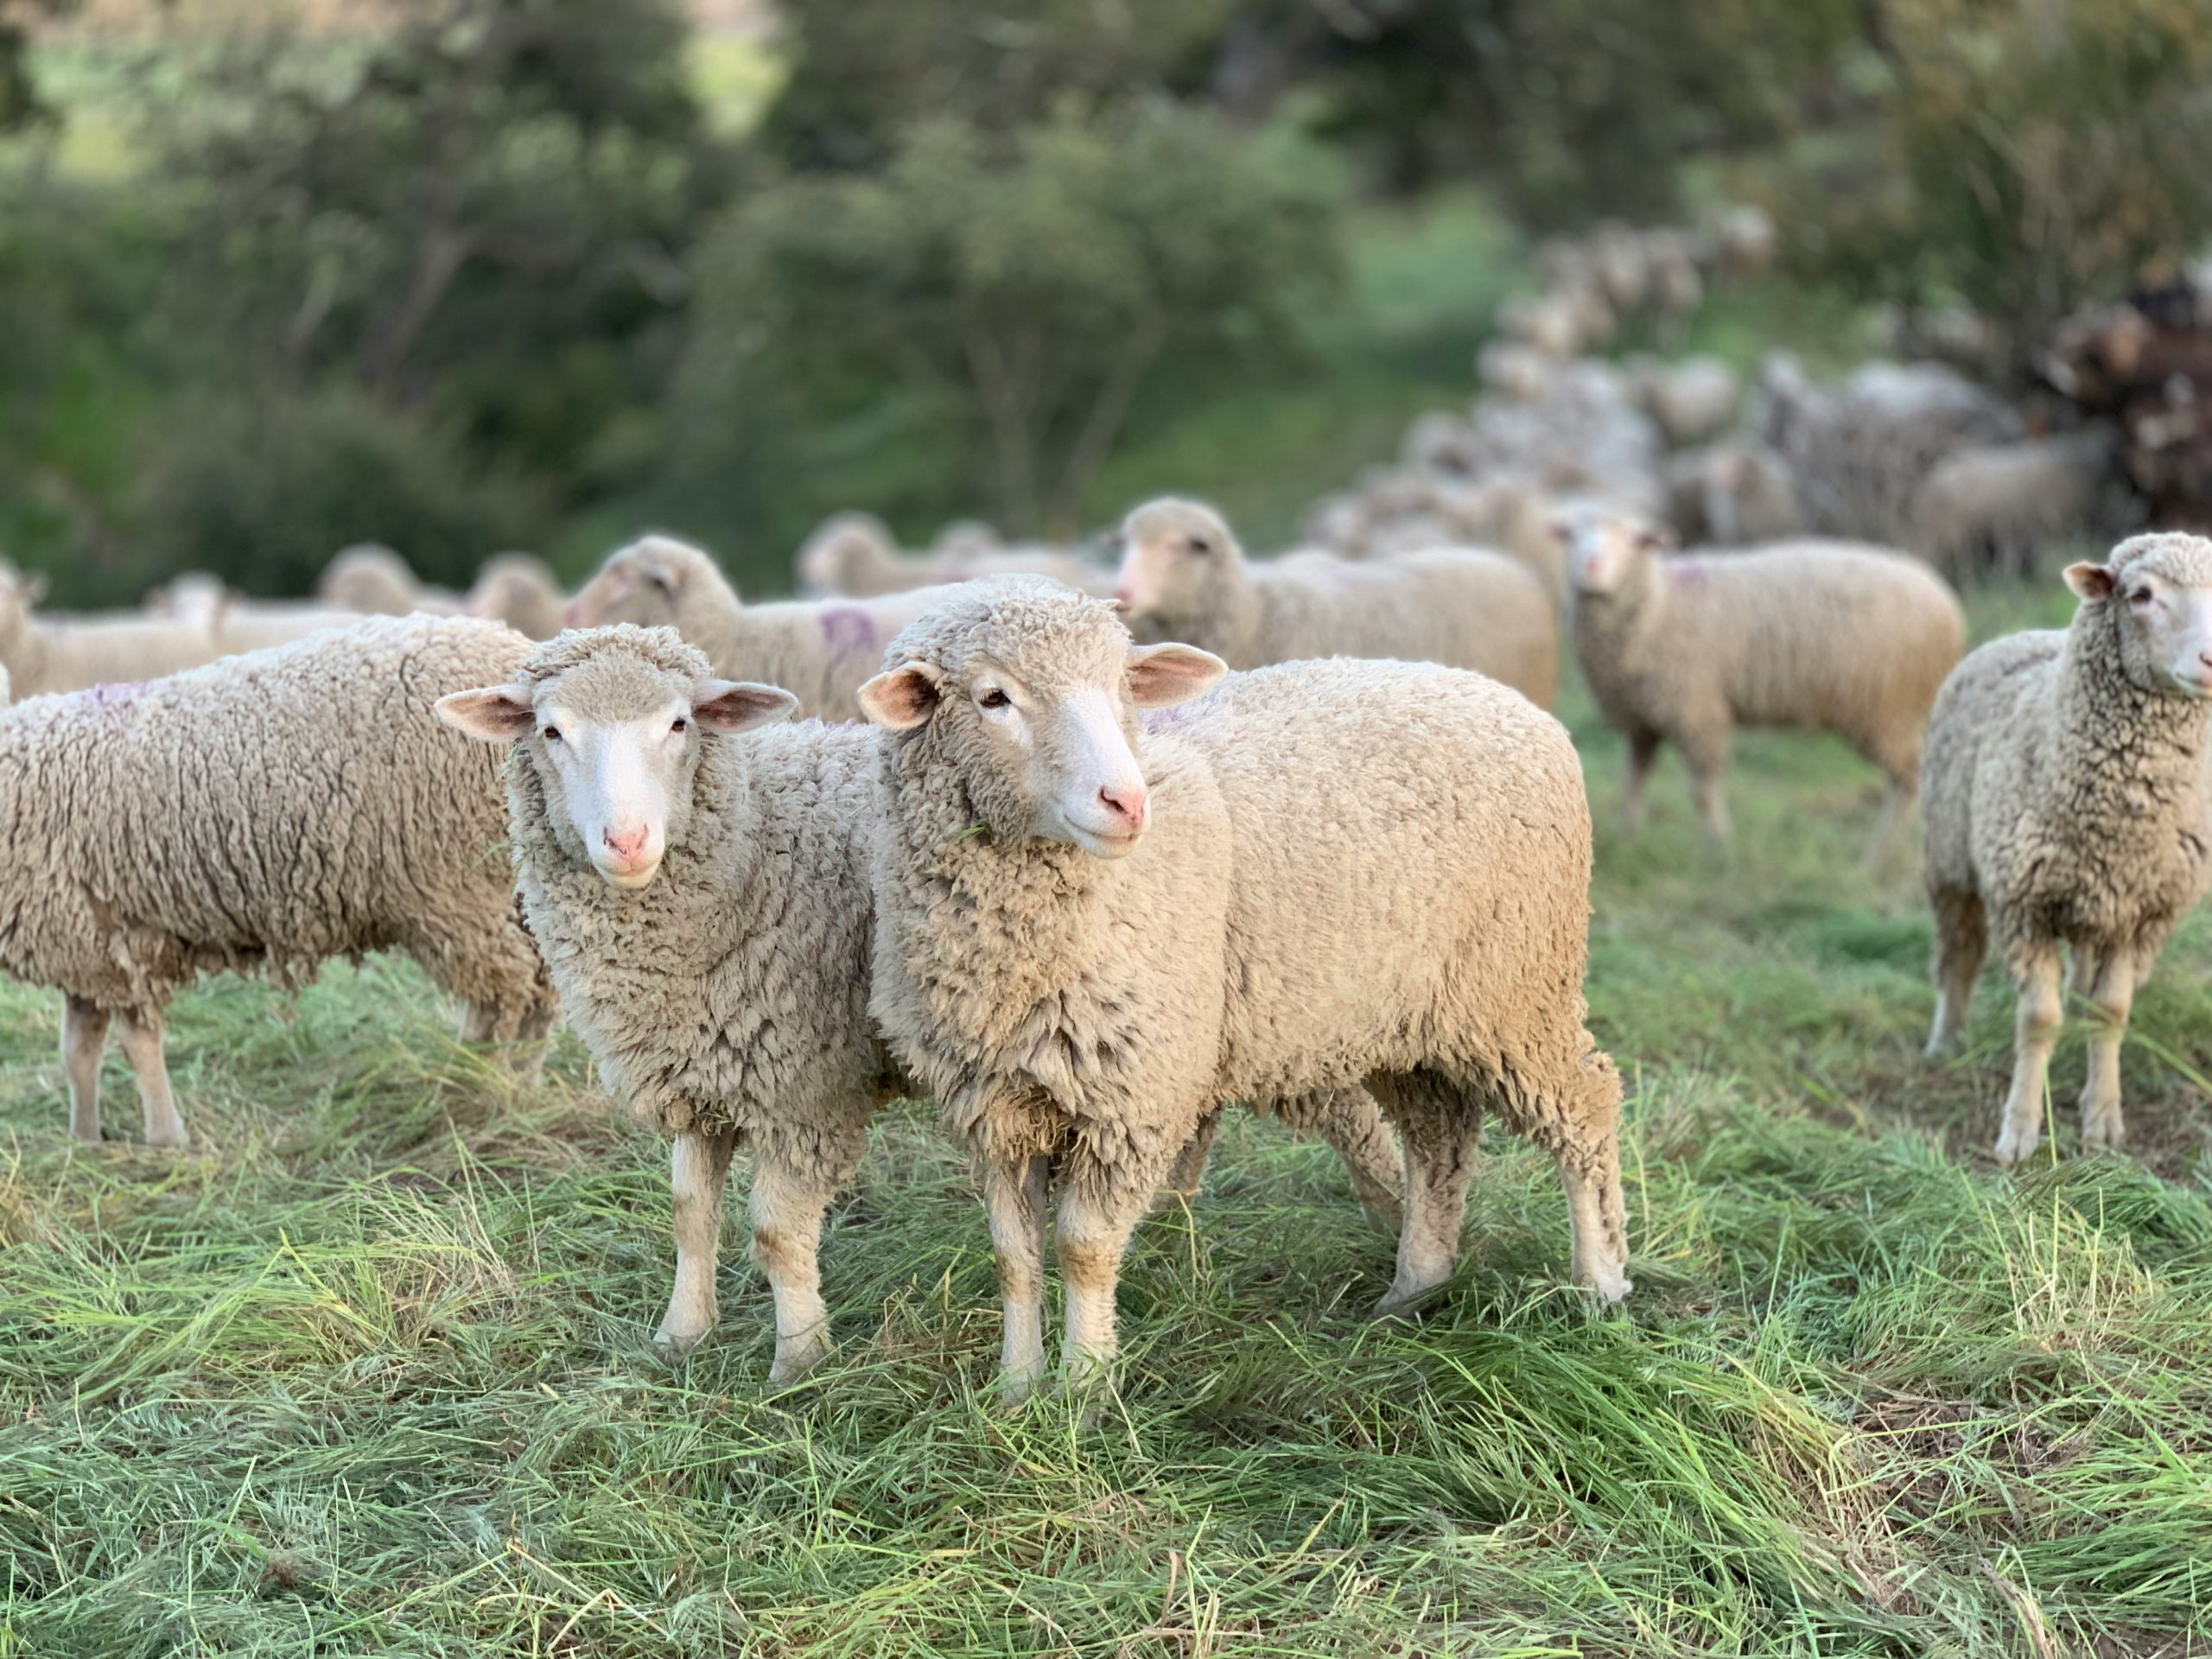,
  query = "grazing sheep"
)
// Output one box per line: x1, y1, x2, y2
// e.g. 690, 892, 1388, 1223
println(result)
1, 616, 556, 1147
797, 512, 1103, 599
0, 563, 225, 697
563, 535, 959, 721
467, 552, 566, 639
1911, 432, 2133, 579
1922, 535, 2212, 1162
1113, 499, 1558, 709
318, 543, 463, 617
861, 579, 1628, 1391
1561, 512, 1964, 854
